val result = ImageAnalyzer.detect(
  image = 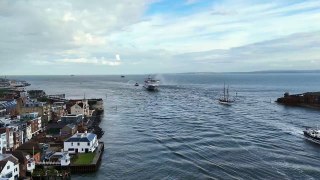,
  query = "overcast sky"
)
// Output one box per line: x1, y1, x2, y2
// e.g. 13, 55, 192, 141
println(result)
1, 0, 320, 75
